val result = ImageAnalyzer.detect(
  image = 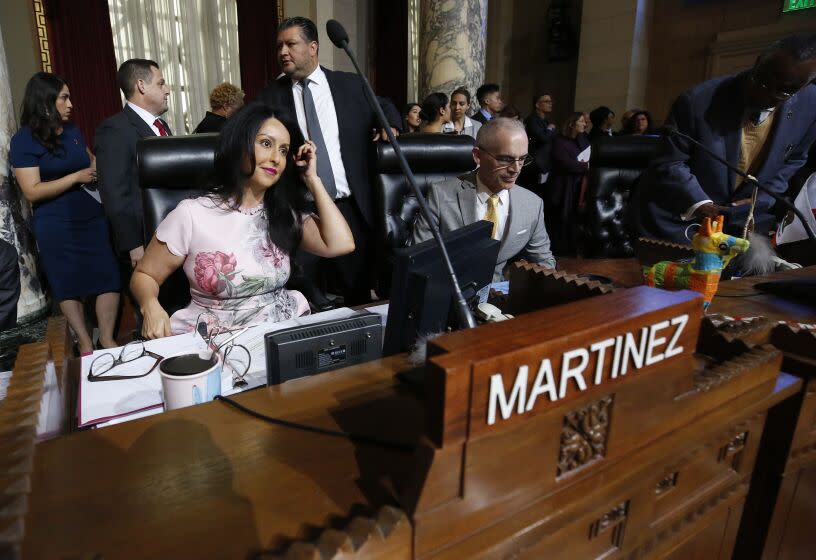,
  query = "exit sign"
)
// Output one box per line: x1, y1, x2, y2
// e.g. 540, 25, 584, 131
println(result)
783, 0, 816, 12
